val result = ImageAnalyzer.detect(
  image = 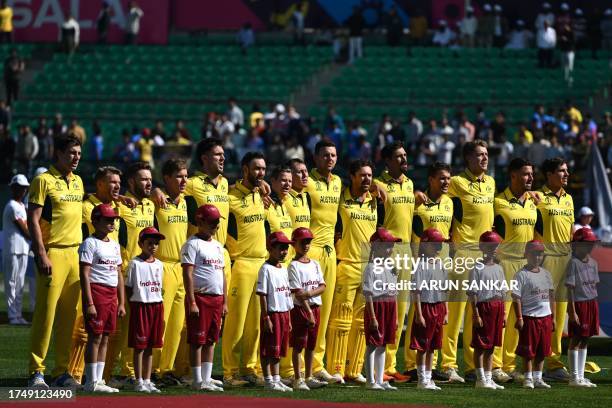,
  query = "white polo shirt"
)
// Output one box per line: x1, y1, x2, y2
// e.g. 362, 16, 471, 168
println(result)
288, 259, 325, 306
565, 256, 599, 302
125, 257, 164, 303
79, 236, 122, 287
512, 267, 554, 317
362, 263, 398, 299
411, 258, 448, 304
467, 263, 507, 302
180, 235, 225, 295
2, 200, 29, 255
257, 262, 293, 312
